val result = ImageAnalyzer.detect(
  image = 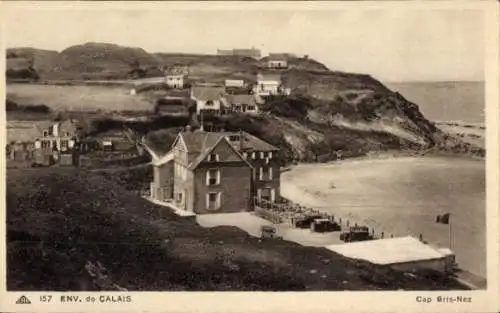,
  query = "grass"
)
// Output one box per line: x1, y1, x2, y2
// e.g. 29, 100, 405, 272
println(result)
7, 167, 468, 291
7, 83, 154, 112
